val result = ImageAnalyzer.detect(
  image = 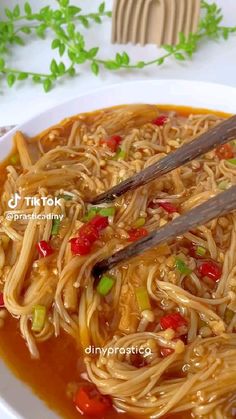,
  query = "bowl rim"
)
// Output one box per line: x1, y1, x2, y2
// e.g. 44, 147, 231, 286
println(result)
2, 78, 236, 144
